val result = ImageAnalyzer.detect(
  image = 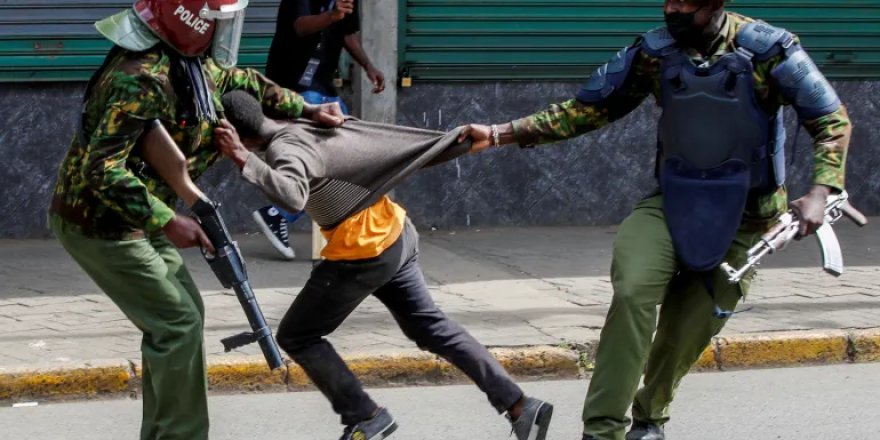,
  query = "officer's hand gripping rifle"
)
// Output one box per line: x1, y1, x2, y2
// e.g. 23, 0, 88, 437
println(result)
721, 190, 868, 284
141, 121, 284, 370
